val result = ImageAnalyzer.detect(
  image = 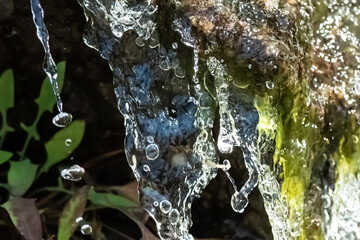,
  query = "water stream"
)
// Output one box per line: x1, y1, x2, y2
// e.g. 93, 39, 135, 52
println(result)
29, 0, 360, 239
